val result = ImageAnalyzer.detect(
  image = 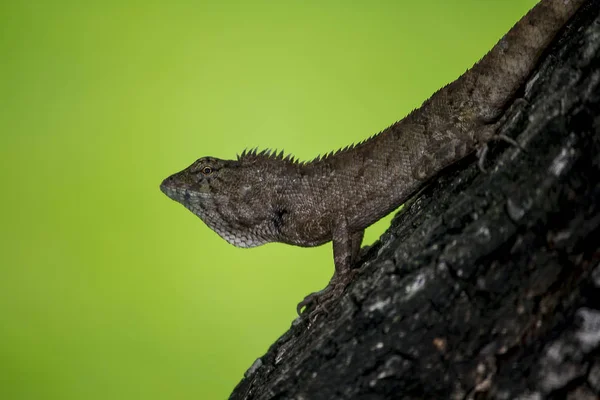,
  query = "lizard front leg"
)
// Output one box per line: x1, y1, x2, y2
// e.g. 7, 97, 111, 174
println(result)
297, 218, 364, 318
